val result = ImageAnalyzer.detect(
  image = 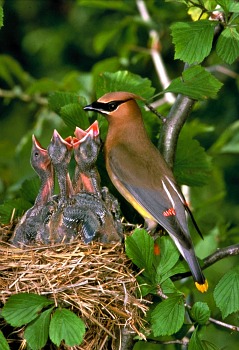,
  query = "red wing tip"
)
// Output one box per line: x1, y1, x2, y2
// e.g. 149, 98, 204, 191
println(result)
195, 280, 208, 293
163, 207, 176, 217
